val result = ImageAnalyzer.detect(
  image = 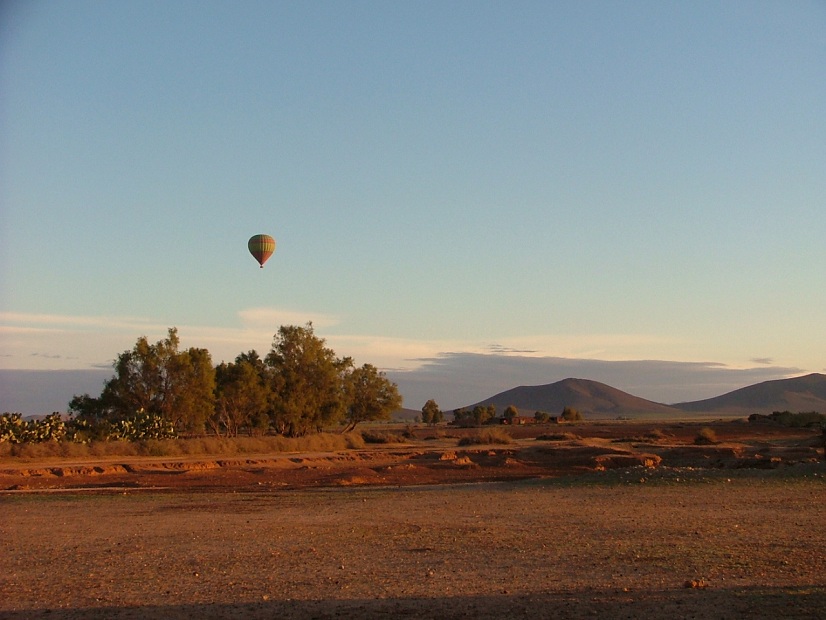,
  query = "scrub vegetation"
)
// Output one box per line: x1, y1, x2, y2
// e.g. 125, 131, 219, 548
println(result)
1, 323, 401, 446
